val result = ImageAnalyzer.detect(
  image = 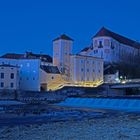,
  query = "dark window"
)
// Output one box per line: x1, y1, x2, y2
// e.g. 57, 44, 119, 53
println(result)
33, 77, 35, 80
52, 76, 54, 79
94, 50, 98, 53
0, 82, 4, 87
10, 83, 14, 88
98, 41, 103, 48
111, 42, 115, 49
81, 68, 84, 72
11, 73, 14, 79
0, 73, 4, 79
87, 69, 89, 72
